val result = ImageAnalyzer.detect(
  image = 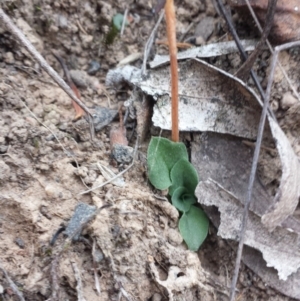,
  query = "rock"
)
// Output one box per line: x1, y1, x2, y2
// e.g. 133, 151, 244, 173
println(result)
4, 52, 14, 64
69, 70, 101, 91
56, 14, 68, 28
280, 92, 298, 110
151, 293, 162, 301
111, 144, 133, 164
80, 34, 93, 49
167, 228, 183, 246
87, 60, 101, 75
